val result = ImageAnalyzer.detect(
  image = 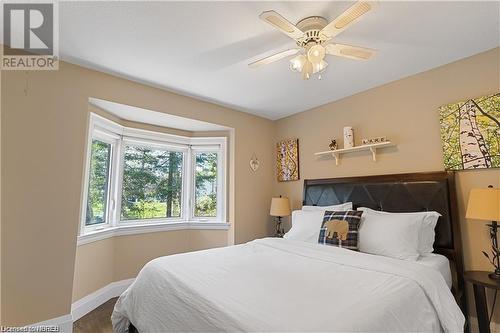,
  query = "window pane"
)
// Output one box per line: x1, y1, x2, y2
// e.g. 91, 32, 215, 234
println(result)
194, 152, 218, 218
121, 146, 183, 220
86, 140, 111, 226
